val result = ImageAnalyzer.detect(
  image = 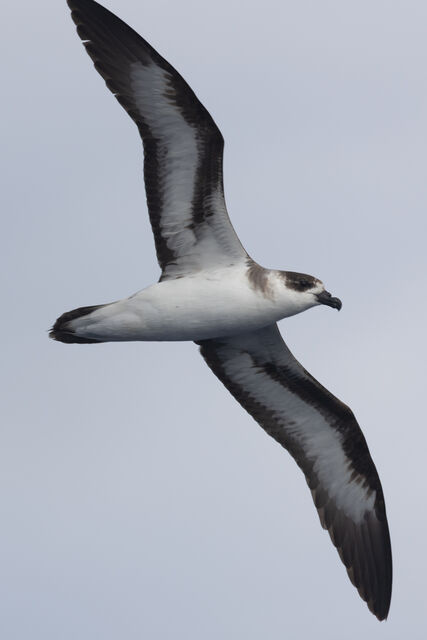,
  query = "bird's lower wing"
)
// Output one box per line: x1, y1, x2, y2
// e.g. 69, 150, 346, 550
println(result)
197, 324, 392, 620
67, 0, 247, 279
